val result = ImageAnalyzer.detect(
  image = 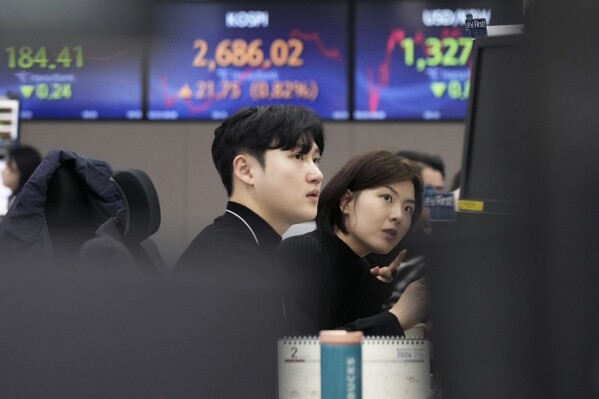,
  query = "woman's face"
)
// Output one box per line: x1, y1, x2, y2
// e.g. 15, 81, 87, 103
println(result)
339, 180, 416, 257
1, 158, 20, 192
